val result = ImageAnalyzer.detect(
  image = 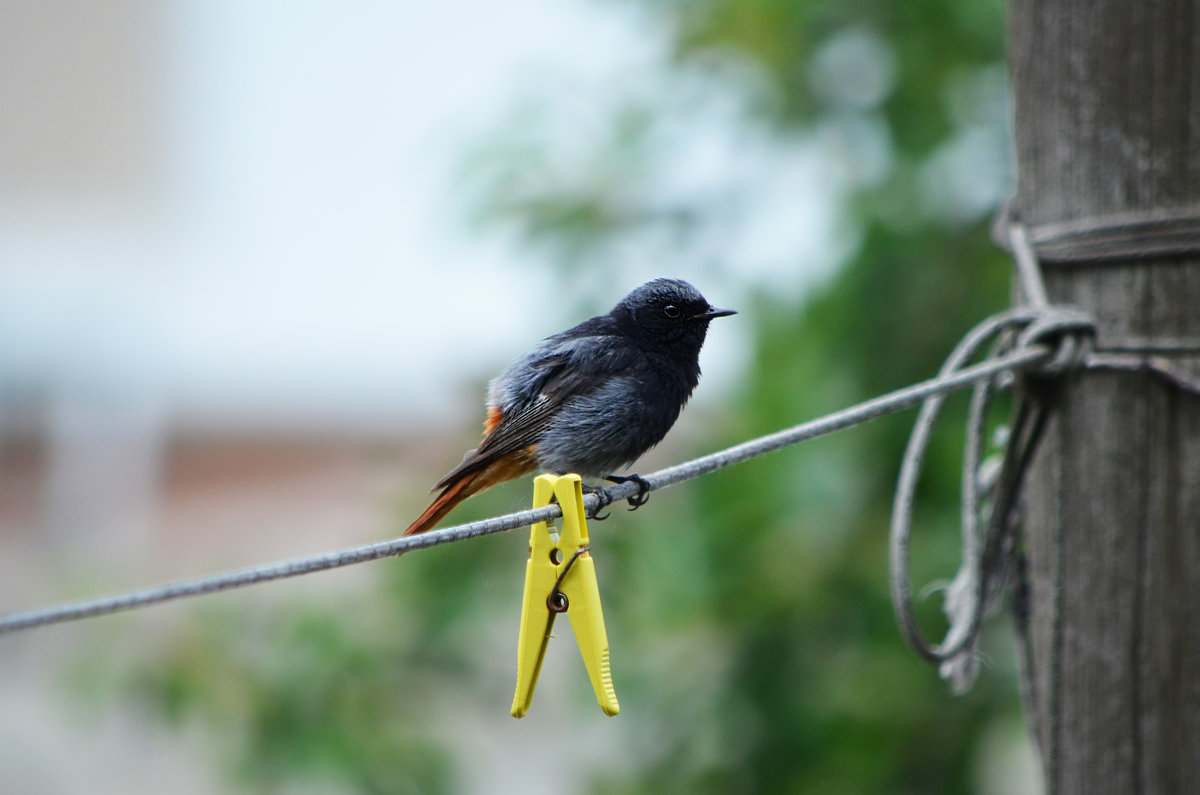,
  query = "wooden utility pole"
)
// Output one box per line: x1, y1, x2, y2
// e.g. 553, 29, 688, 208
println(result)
1008, 2, 1200, 792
